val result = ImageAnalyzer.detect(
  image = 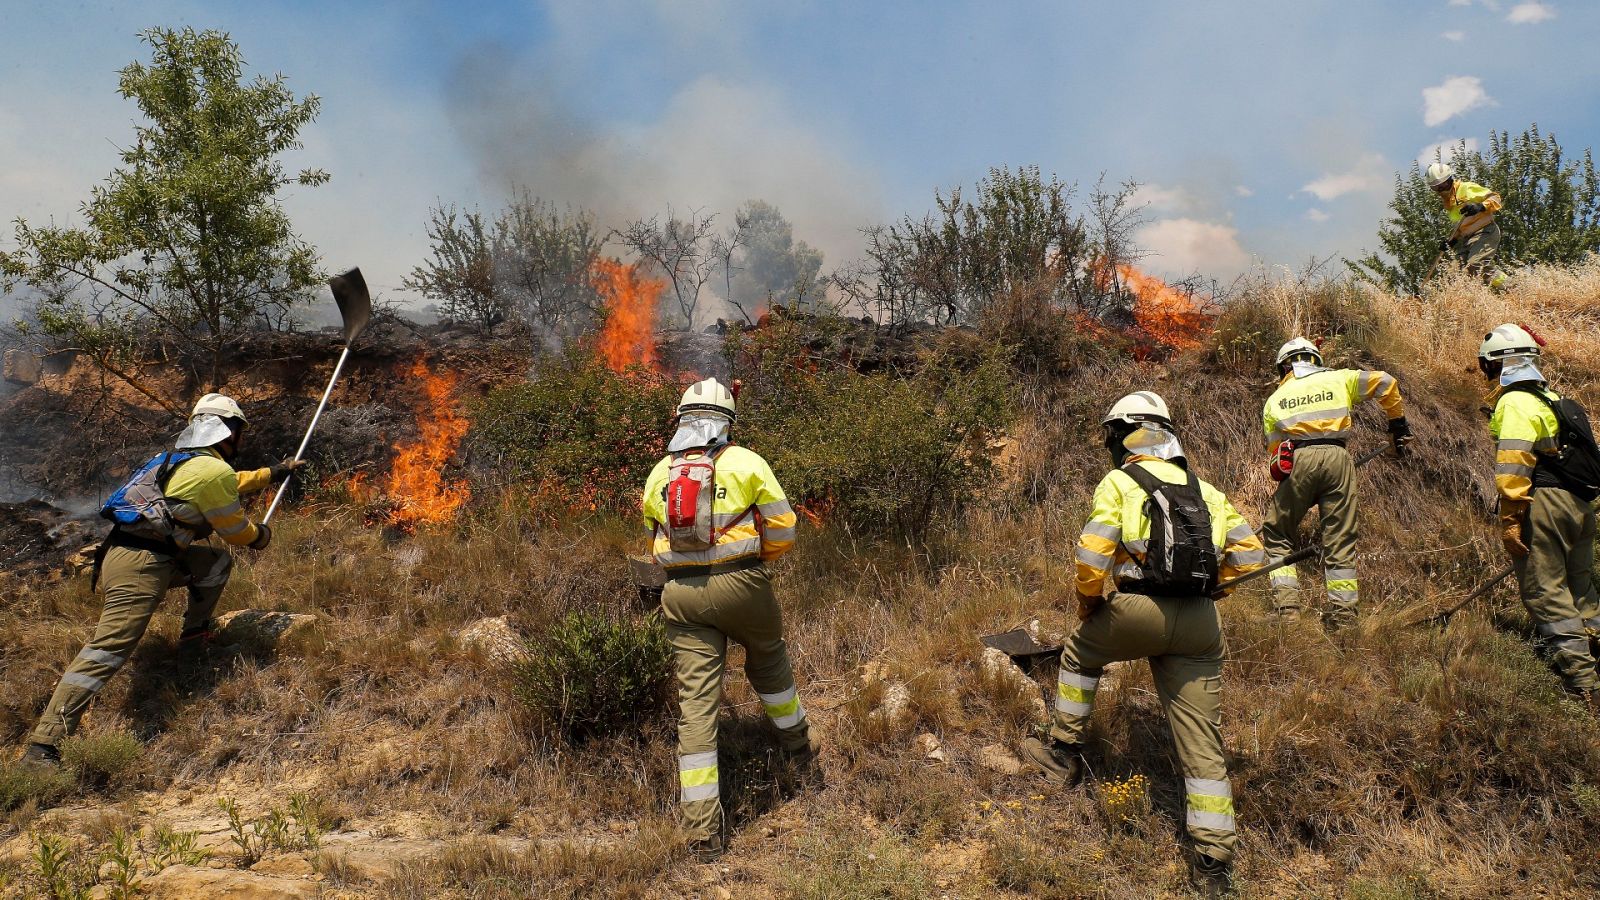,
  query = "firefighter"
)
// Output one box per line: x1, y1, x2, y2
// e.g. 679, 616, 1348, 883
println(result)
1479, 324, 1600, 699
1019, 391, 1266, 895
1260, 338, 1410, 628
20, 394, 300, 768
1426, 161, 1506, 286
641, 378, 815, 860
